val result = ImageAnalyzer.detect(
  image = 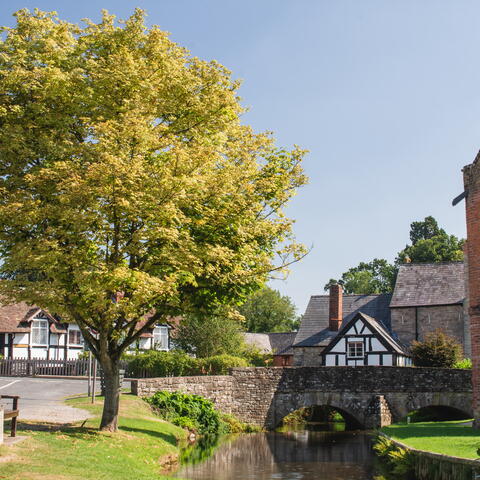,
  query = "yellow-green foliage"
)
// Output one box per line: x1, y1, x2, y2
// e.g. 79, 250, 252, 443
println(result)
0, 7, 307, 427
